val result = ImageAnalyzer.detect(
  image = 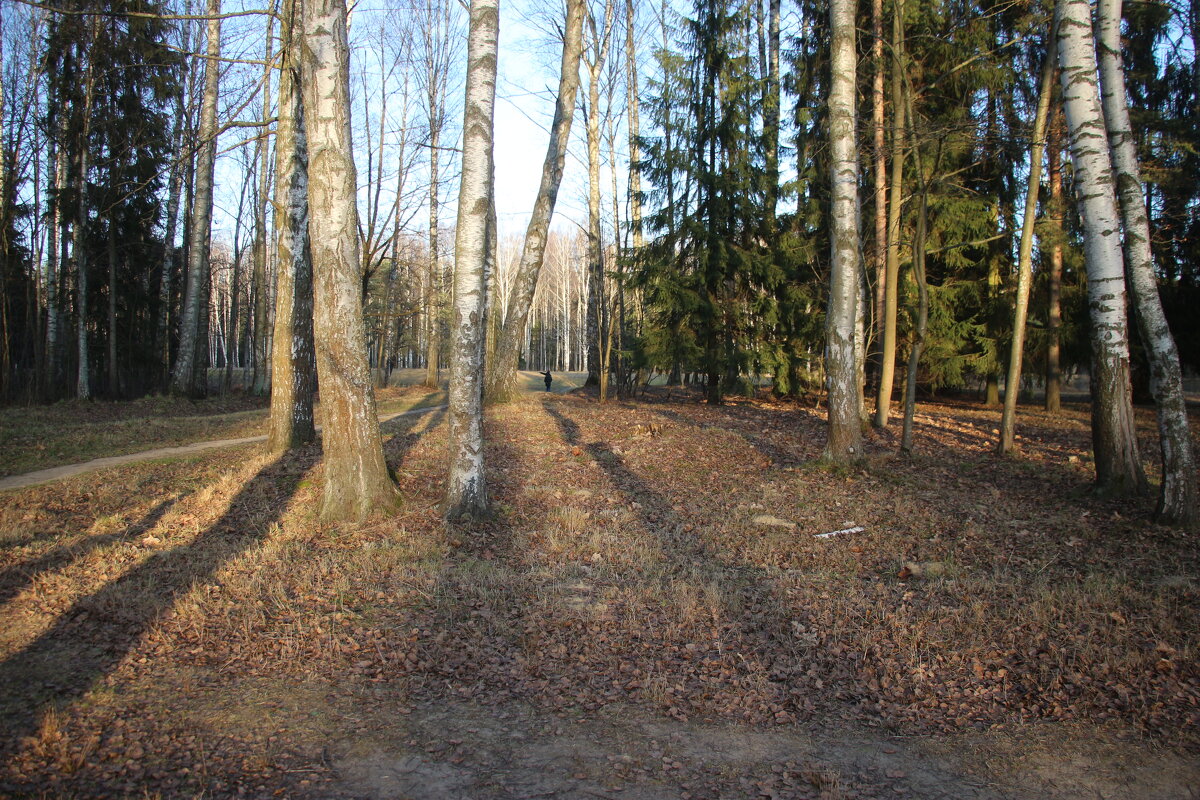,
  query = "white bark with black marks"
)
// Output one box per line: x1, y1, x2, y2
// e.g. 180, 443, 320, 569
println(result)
1096, 0, 1196, 524
825, 0, 863, 462
1056, 0, 1146, 495
445, 0, 498, 521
